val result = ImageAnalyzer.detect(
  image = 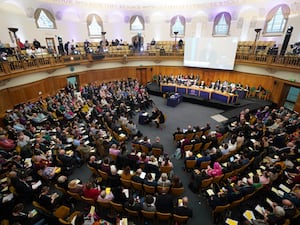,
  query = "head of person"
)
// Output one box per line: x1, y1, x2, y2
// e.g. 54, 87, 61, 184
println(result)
110, 165, 117, 175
